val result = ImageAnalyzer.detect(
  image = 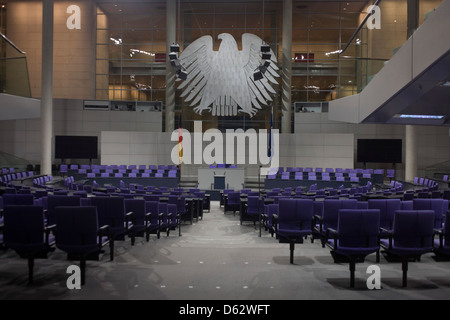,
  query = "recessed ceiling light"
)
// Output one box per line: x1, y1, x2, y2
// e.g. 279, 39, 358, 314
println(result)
397, 114, 445, 119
